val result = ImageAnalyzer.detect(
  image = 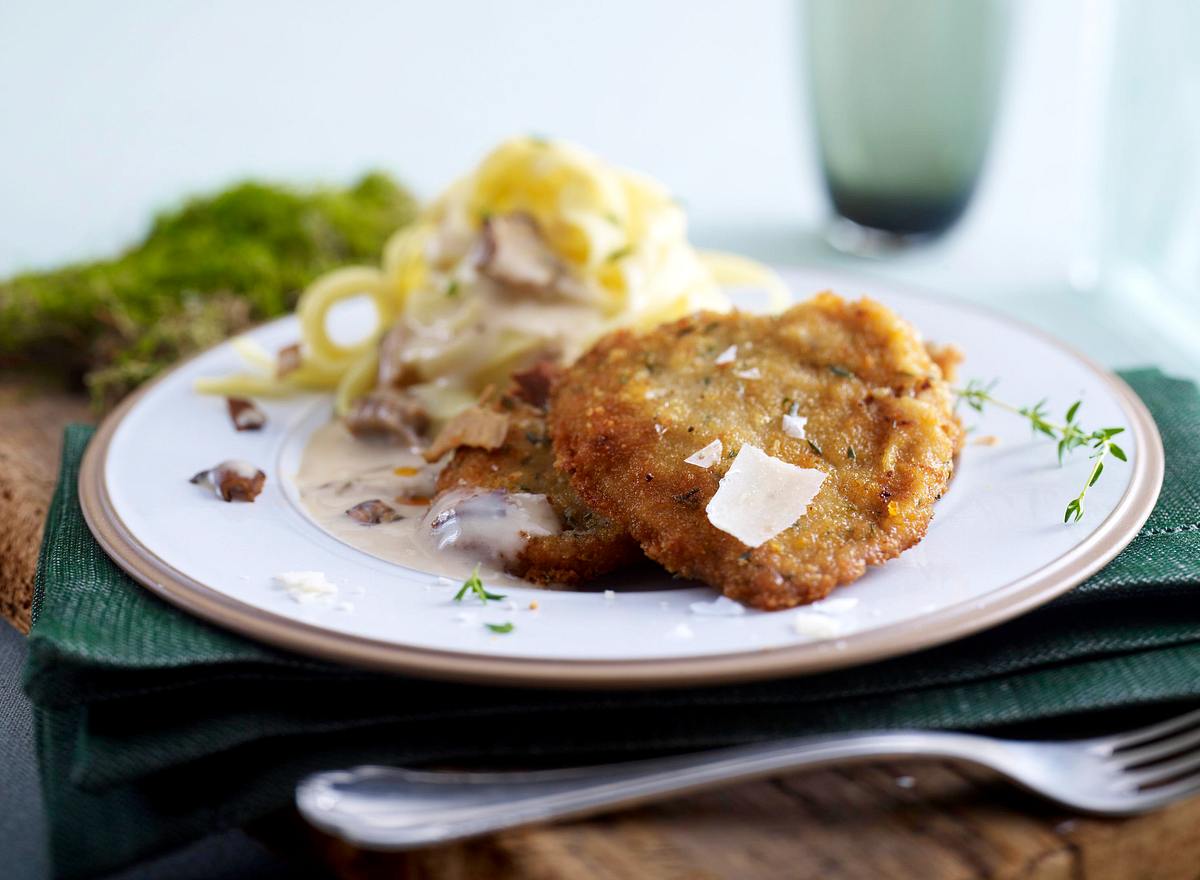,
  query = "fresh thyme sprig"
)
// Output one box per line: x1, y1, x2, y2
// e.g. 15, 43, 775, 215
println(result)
957, 379, 1127, 523
453, 564, 506, 604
